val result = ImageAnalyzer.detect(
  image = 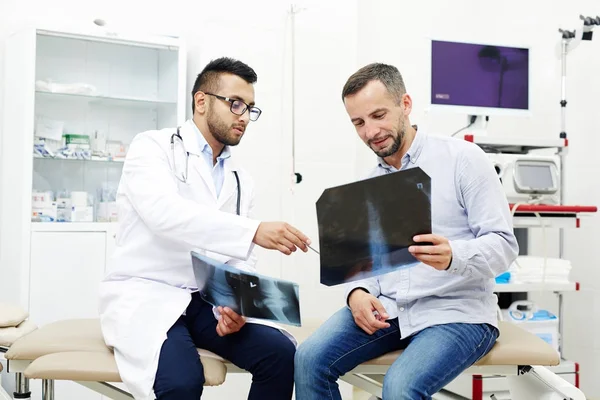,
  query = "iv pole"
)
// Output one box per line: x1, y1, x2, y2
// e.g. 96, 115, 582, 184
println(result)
289, 4, 306, 186
555, 14, 598, 356
556, 15, 599, 259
